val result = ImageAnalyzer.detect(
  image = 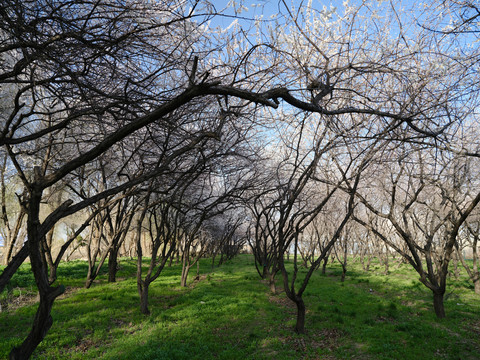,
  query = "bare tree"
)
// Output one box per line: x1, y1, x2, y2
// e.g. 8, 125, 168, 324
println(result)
354, 144, 480, 318
248, 181, 282, 292
135, 189, 179, 315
